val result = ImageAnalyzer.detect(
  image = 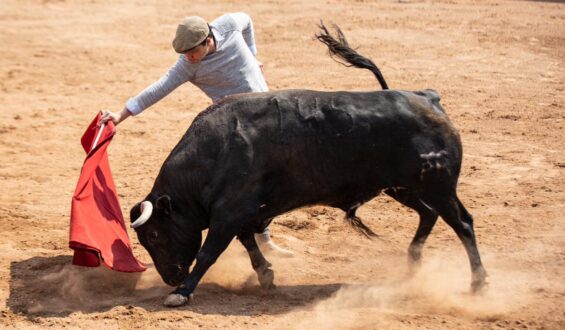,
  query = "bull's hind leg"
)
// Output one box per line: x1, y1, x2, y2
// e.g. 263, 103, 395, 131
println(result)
238, 231, 275, 289
421, 194, 487, 292
385, 188, 439, 266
